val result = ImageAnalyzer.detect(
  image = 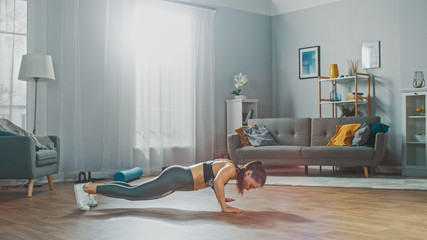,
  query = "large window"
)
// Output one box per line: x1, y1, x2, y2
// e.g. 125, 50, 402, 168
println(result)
134, 5, 194, 148
0, 0, 27, 128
